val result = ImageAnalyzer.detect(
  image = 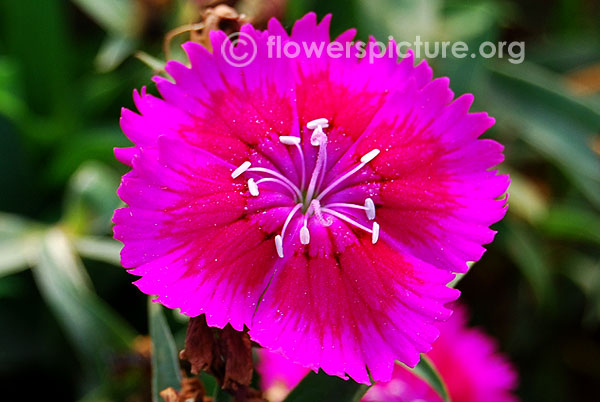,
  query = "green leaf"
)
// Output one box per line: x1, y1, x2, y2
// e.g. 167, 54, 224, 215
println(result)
49, 127, 130, 187
2, 0, 76, 120
448, 272, 466, 288
63, 161, 122, 235
538, 205, 600, 245
501, 220, 555, 304
74, 236, 123, 266
410, 355, 451, 402
213, 386, 233, 402
504, 169, 549, 224
32, 228, 137, 378
358, 0, 442, 43
283, 370, 370, 402
135, 51, 167, 74
0, 213, 42, 277
486, 61, 600, 208
95, 35, 137, 72
71, 0, 137, 37
0, 56, 27, 121
149, 299, 182, 402
564, 253, 600, 324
